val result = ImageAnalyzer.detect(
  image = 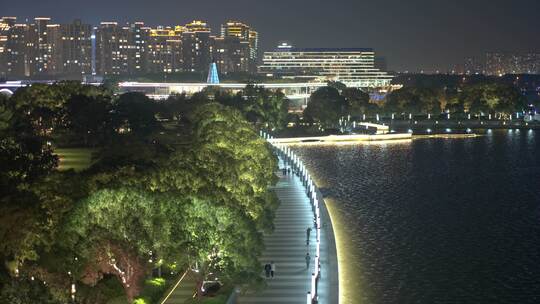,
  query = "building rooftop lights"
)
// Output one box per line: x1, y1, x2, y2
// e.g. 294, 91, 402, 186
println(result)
277, 42, 293, 49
